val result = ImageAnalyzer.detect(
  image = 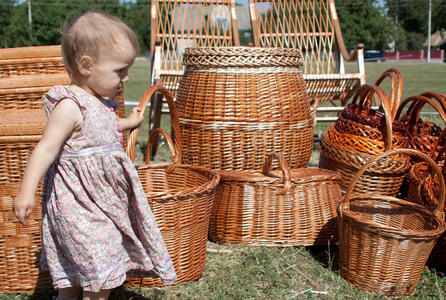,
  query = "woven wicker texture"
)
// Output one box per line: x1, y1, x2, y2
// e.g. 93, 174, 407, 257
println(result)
338, 149, 446, 297
248, 0, 365, 104
0, 183, 51, 293
0, 45, 128, 148
327, 78, 407, 154
0, 45, 65, 78
176, 46, 315, 171
407, 130, 446, 271
125, 85, 219, 287
394, 93, 446, 157
319, 84, 410, 196
209, 152, 342, 246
